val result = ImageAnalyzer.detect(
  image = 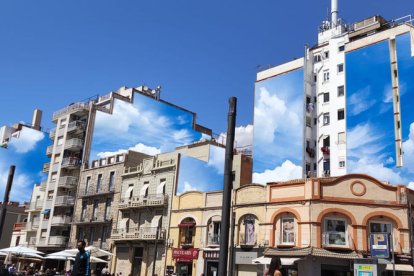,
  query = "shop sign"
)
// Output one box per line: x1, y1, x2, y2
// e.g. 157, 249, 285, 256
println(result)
370, 233, 389, 258
204, 250, 220, 259
235, 251, 258, 264
172, 248, 199, 260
